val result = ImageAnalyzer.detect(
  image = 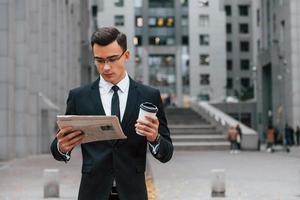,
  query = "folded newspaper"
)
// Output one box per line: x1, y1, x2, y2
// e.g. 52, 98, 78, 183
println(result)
57, 115, 127, 143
